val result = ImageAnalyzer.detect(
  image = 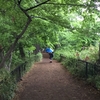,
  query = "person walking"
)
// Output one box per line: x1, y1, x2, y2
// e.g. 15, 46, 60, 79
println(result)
45, 48, 54, 63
